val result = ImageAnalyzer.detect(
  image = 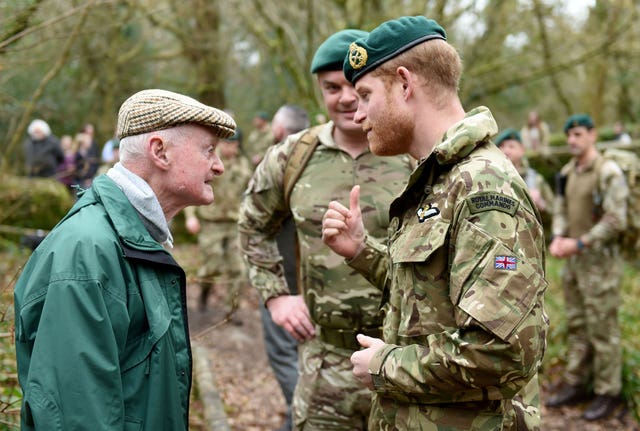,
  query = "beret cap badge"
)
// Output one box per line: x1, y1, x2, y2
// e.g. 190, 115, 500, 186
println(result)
348, 42, 368, 70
